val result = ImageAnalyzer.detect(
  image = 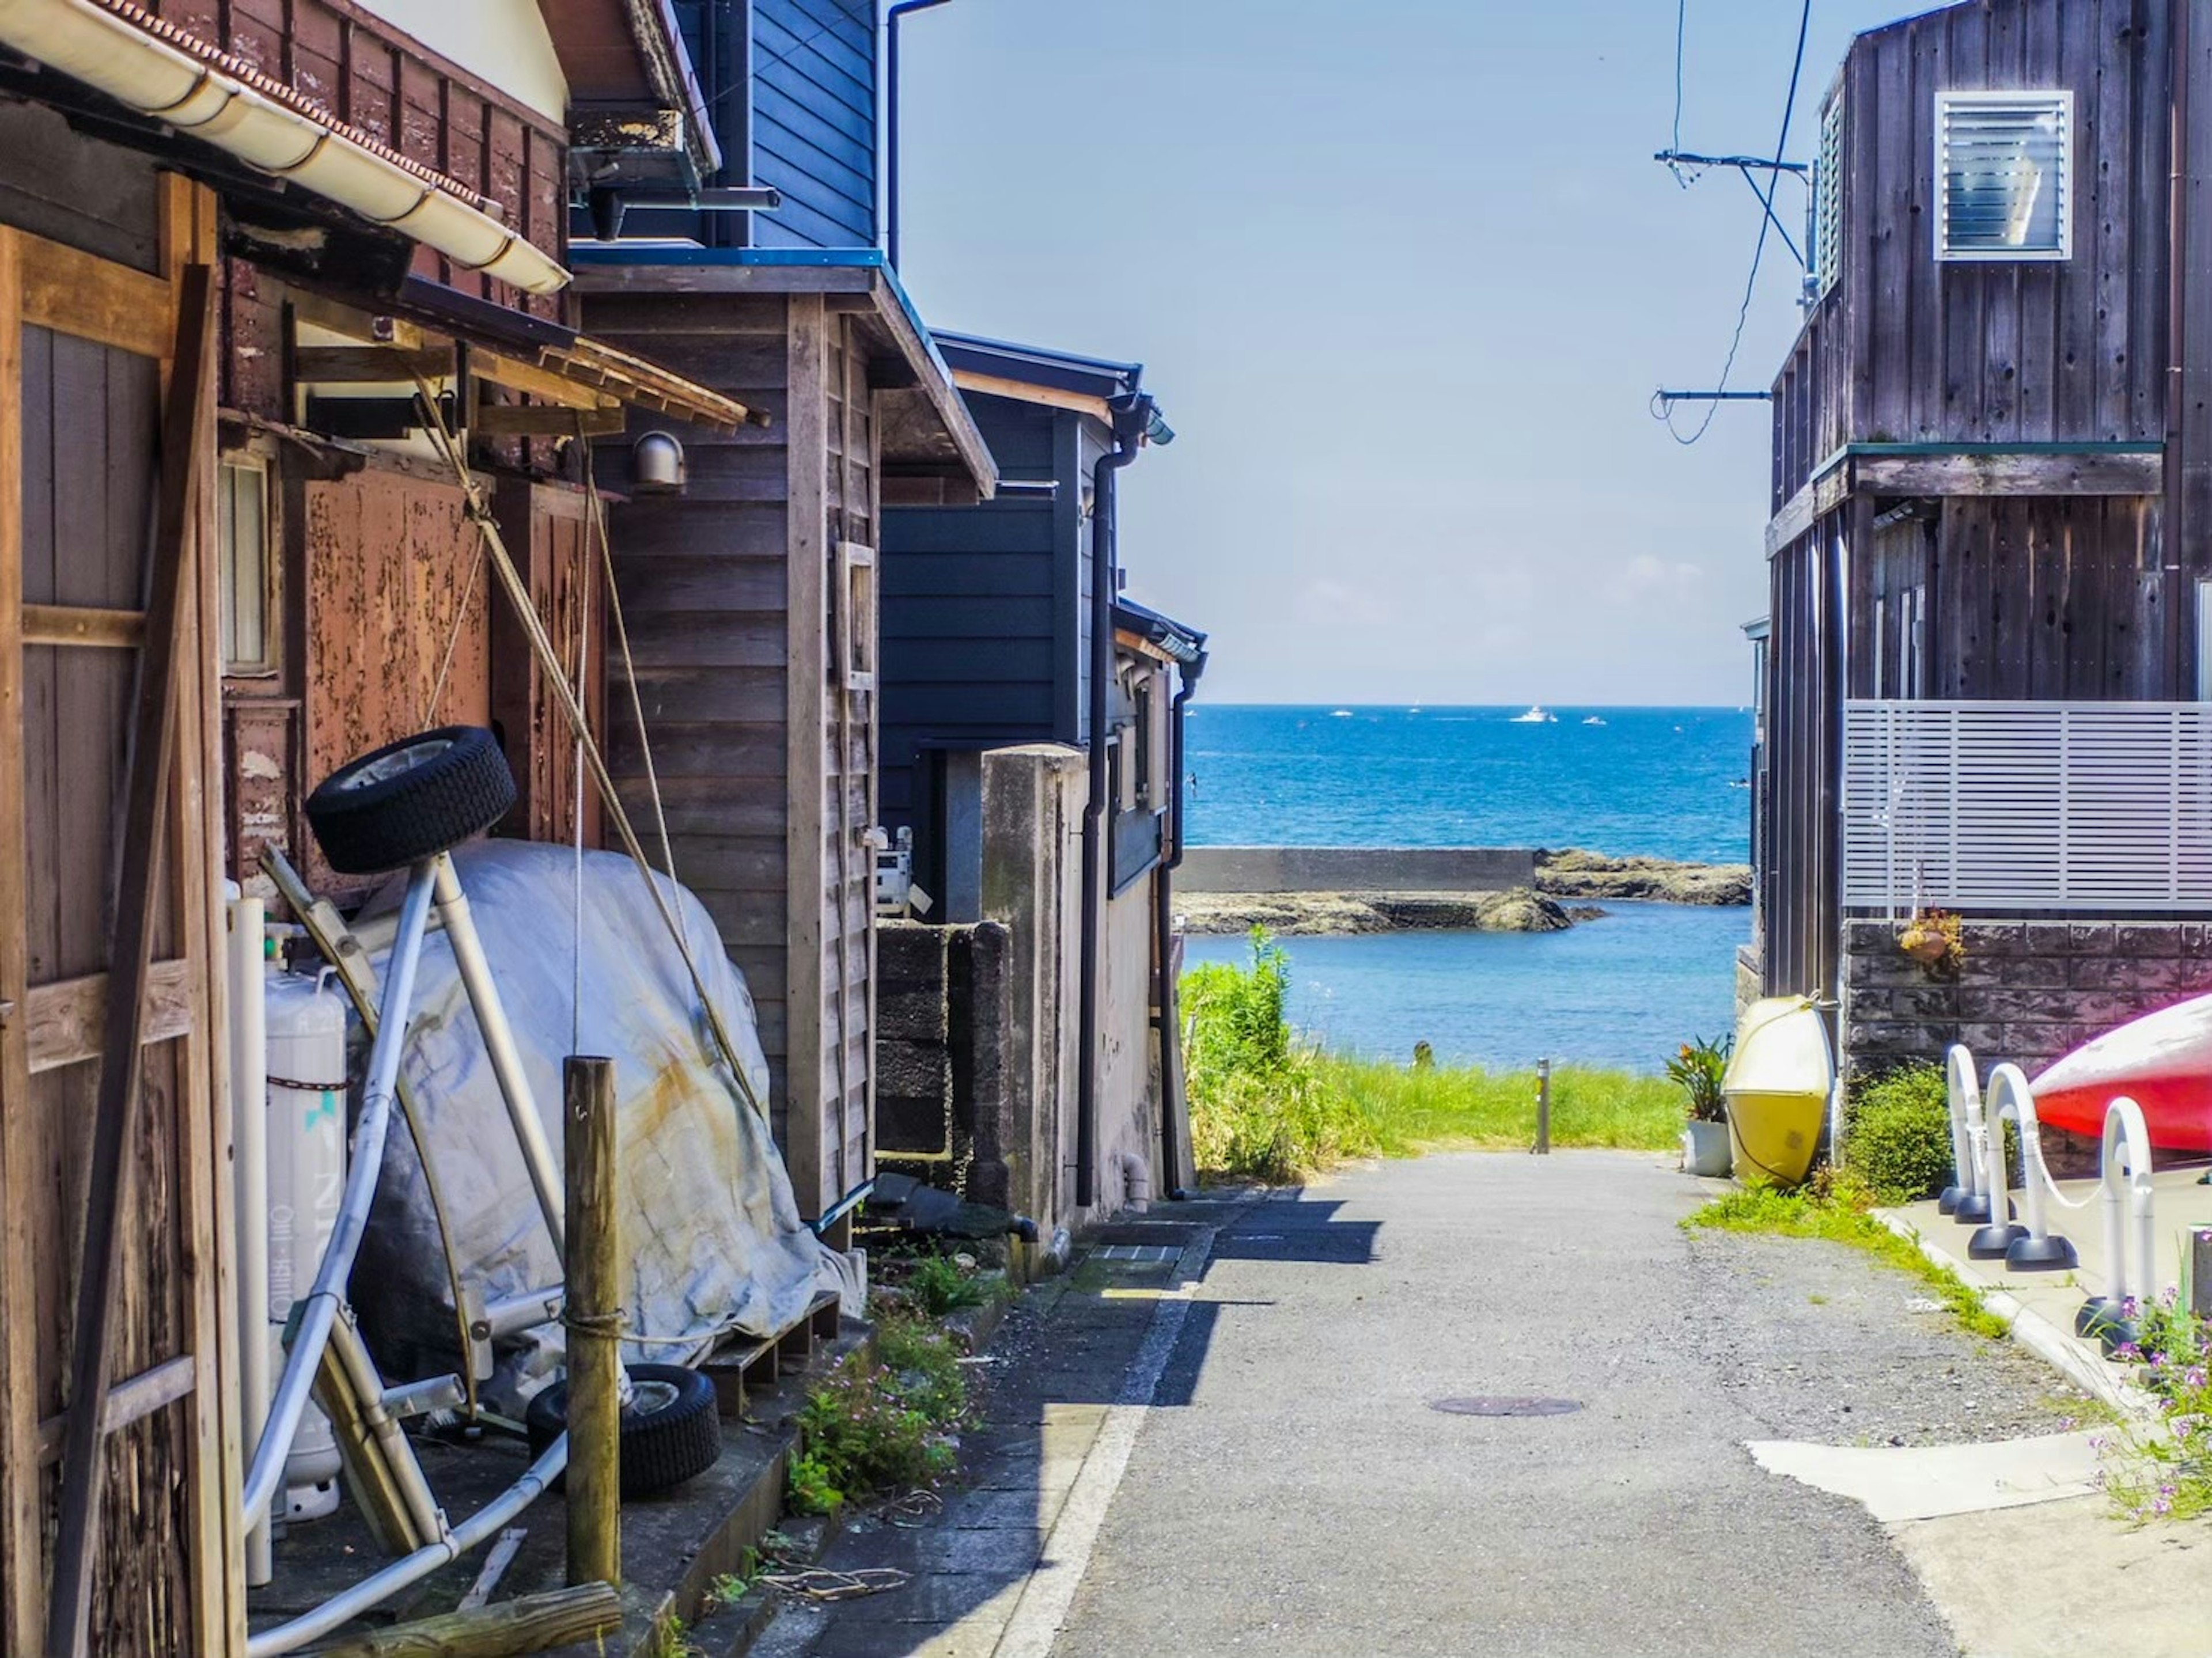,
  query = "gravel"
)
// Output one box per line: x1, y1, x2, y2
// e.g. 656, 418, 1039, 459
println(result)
1683, 1228, 2097, 1447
